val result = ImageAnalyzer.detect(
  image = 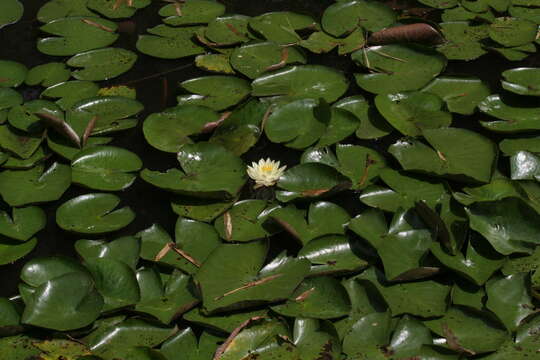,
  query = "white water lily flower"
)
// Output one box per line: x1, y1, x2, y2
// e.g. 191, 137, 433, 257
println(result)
246, 158, 286, 188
